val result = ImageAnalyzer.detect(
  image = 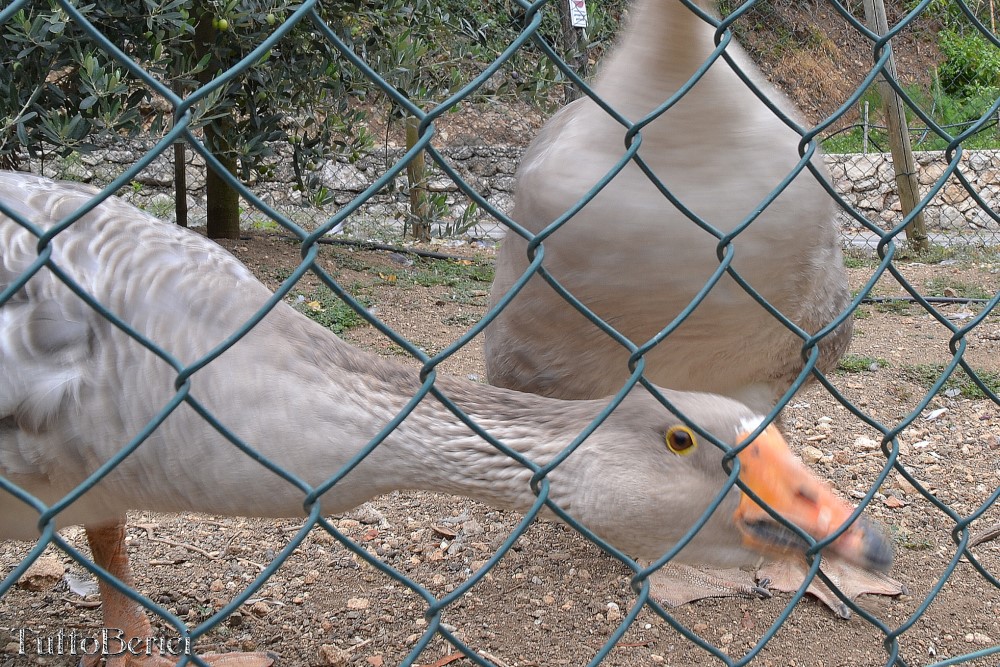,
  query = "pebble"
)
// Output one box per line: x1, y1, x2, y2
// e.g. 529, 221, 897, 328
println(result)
801, 445, 825, 464
965, 632, 992, 644
855, 436, 880, 450
347, 597, 370, 610
606, 602, 621, 622
17, 556, 64, 591
318, 644, 350, 667
249, 601, 270, 617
